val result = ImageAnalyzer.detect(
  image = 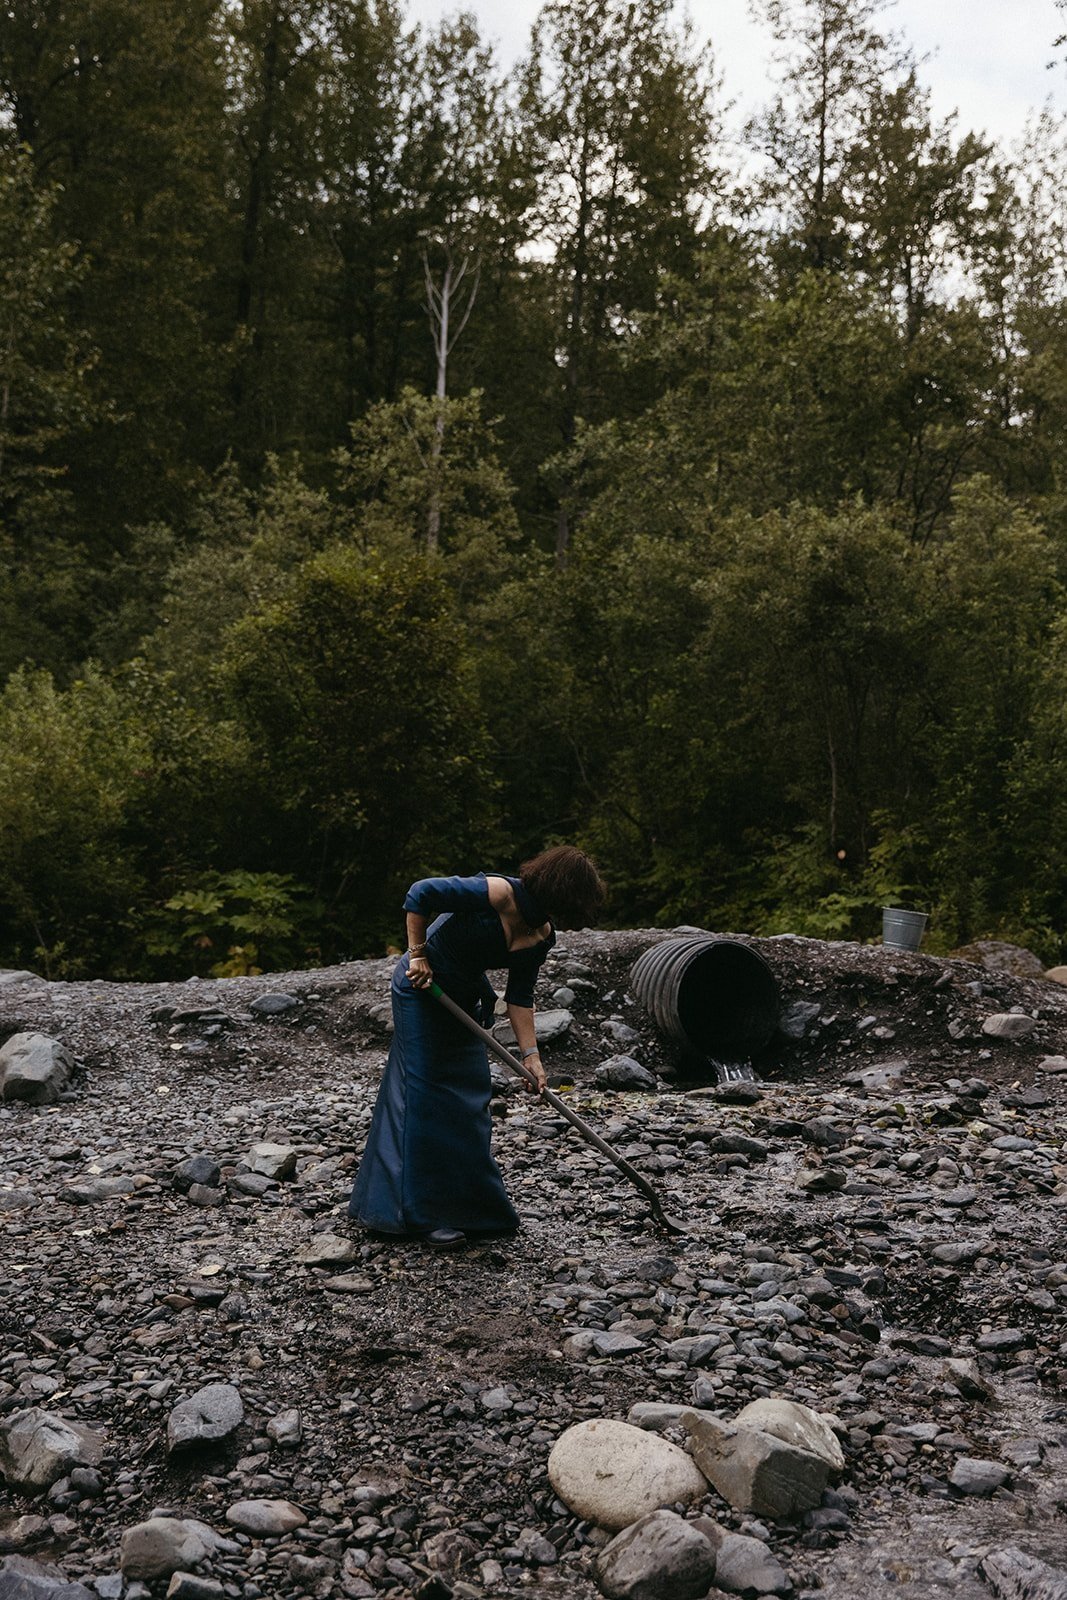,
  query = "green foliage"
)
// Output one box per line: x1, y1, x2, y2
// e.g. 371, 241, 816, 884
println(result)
0, 666, 149, 975
1, 0, 1067, 975
145, 869, 322, 977
222, 546, 498, 947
